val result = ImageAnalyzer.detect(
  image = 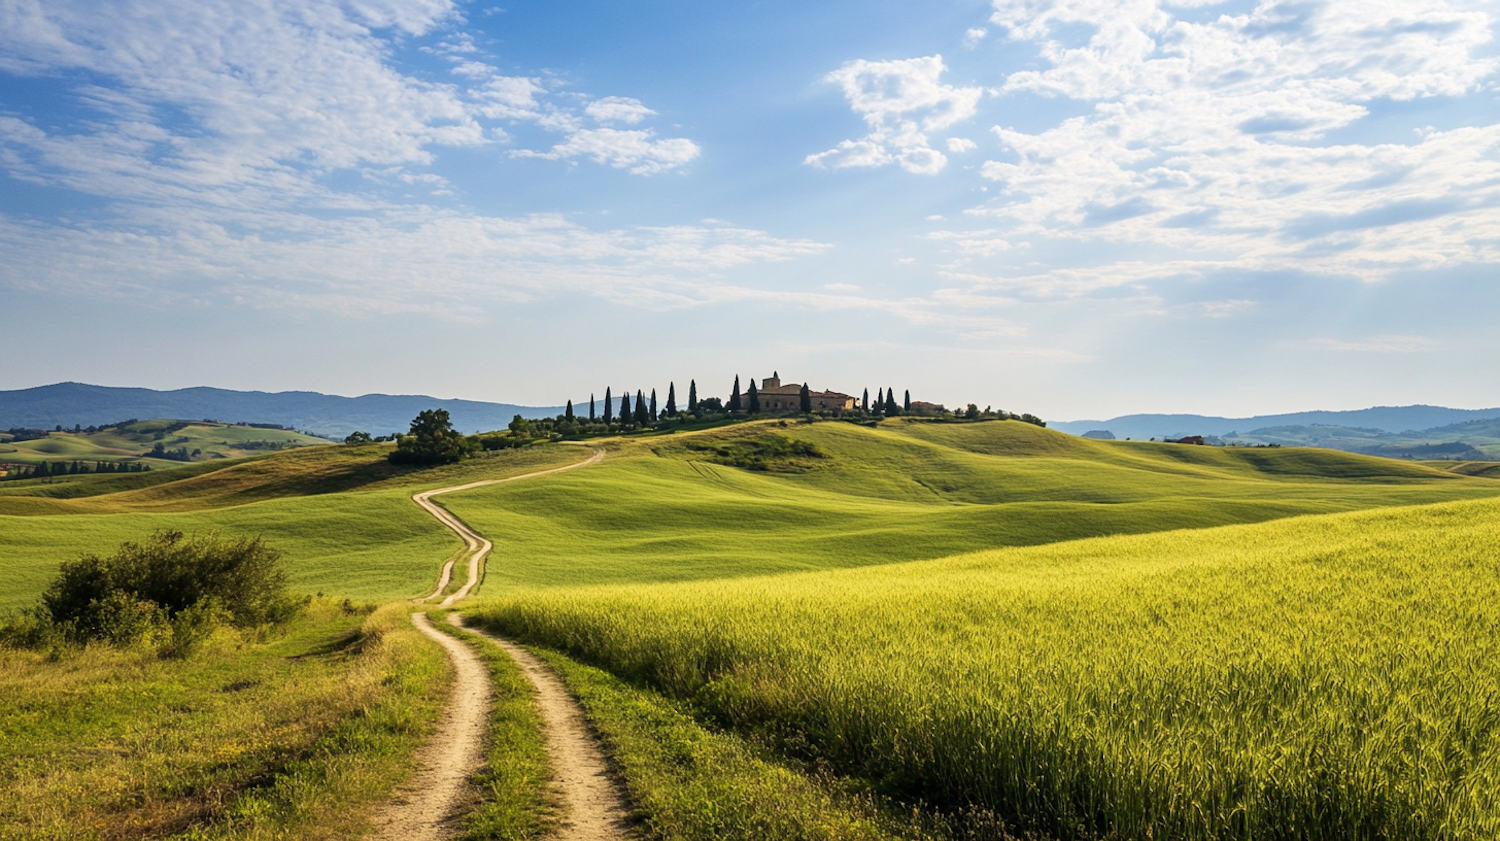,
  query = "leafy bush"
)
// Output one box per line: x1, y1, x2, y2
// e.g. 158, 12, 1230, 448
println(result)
688, 434, 829, 472
8, 530, 305, 655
